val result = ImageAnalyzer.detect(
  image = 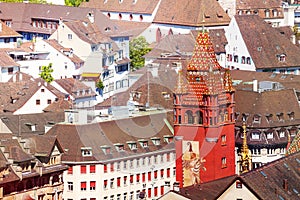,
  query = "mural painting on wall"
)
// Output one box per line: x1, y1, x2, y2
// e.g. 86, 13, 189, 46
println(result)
182, 140, 206, 187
